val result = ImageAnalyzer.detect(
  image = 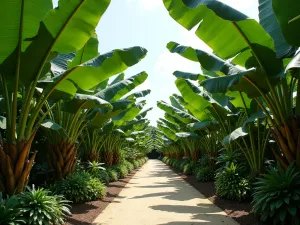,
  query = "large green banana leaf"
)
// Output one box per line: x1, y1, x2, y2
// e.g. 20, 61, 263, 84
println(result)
135, 107, 153, 120
188, 121, 219, 131
157, 100, 198, 124
113, 101, 146, 126
96, 71, 148, 101
169, 42, 273, 98
158, 118, 179, 132
272, 0, 300, 47
164, 113, 187, 129
158, 123, 177, 141
259, 0, 296, 58
87, 100, 133, 128
163, 0, 282, 76
20, 0, 111, 84
174, 71, 203, 81
63, 93, 112, 113
172, 93, 208, 121
125, 89, 151, 100
46, 47, 148, 100
68, 33, 99, 68
170, 95, 185, 111
167, 42, 239, 76
120, 118, 149, 135
110, 73, 125, 85
0, 0, 52, 64
176, 132, 200, 140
